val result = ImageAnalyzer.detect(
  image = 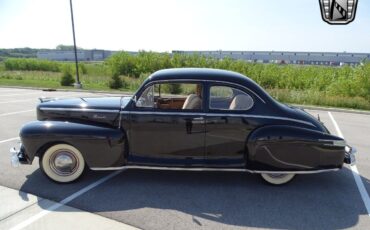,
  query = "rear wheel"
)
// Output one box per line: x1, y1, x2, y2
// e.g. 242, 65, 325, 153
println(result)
260, 173, 295, 185
40, 144, 85, 183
